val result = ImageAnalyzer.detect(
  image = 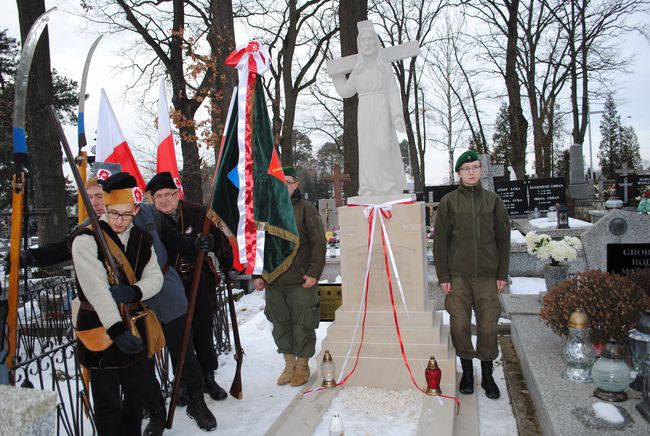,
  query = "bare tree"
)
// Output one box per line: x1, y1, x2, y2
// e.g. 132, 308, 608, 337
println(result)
370, 0, 447, 192
338, 0, 367, 197
80, 0, 224, 202
17, 0, 69, 245
468, 0, 530, 180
